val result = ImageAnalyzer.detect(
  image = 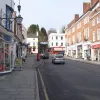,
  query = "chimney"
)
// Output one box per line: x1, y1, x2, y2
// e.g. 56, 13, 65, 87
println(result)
74, 14, 79, 22
83, 2, 90, 14
91, 0, 99, 7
